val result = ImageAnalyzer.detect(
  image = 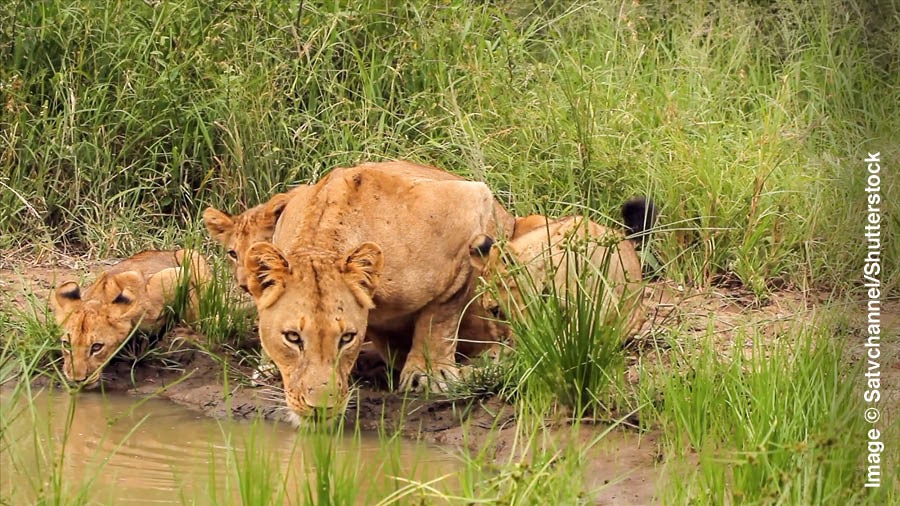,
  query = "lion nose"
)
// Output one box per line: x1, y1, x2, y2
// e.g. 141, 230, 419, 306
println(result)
305, 383, 340, 409
68, 374, 89, 384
